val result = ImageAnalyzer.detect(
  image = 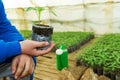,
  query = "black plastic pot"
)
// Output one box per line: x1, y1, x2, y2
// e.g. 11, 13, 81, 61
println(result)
76, 60, 80, 66
97, 67, 103, 76
32, 24, 53, 50
110, 72, 116, 80
93, 66, 97, 74
116, 74, 120, 80
103, 71, 111, 79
